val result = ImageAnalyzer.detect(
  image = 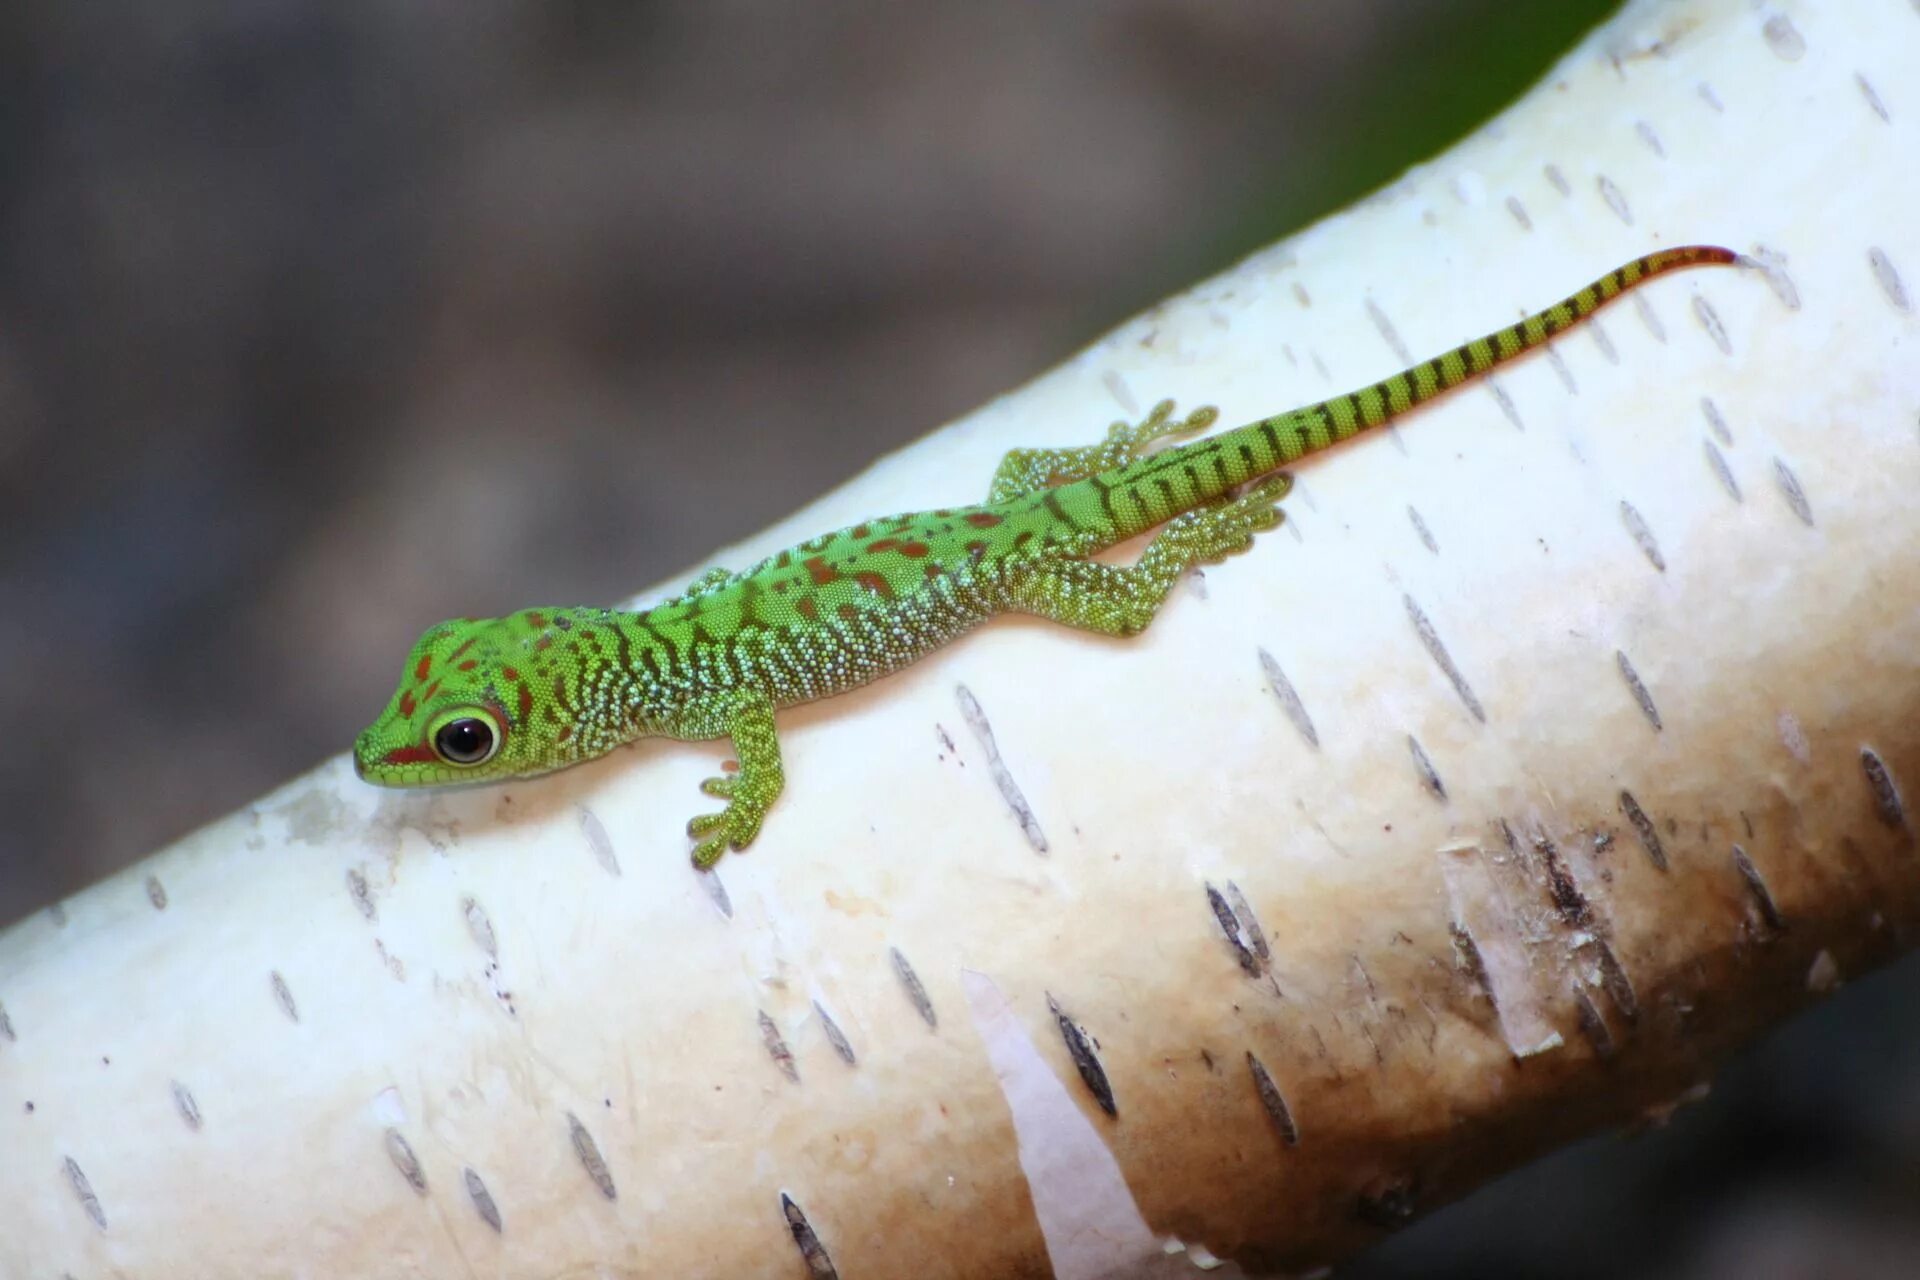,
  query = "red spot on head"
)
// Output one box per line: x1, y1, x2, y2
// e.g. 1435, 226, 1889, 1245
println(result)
517, 682, 534, 724
448, 637, 476, 662
398, 690, 416, 718
965, 511, 1003, 528
804, 556, 839, 586
853, 570, 893, 598
382, 745, 439, 766
414, 654, 433, 681
500, 665, 520, 682
457, 659, 478, 672
421, 680, 441, 703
